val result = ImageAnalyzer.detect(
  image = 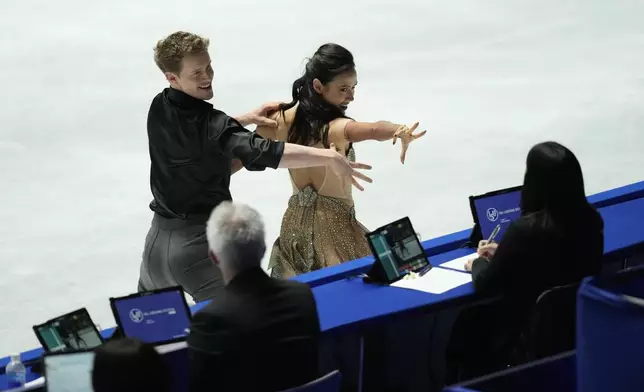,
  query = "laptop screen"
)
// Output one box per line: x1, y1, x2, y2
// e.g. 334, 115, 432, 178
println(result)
473, 188, 522, 242
366, 217, 428, 281
111, 288, 191, 344
34, 309, 103, 353
44, 351, 95, 392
